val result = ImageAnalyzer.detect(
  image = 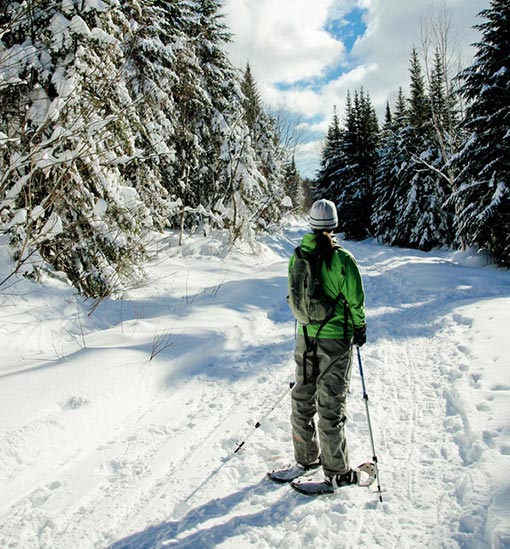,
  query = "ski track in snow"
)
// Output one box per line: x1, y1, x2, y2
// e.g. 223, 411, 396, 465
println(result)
0, 225, 509, 548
